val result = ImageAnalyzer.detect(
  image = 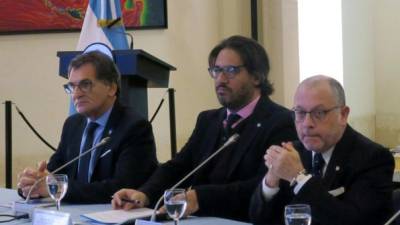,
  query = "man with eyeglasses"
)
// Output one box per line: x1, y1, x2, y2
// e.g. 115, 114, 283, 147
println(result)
111, 35, 296, 222
17, 51, 158, 203
250, 75, 394, 225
